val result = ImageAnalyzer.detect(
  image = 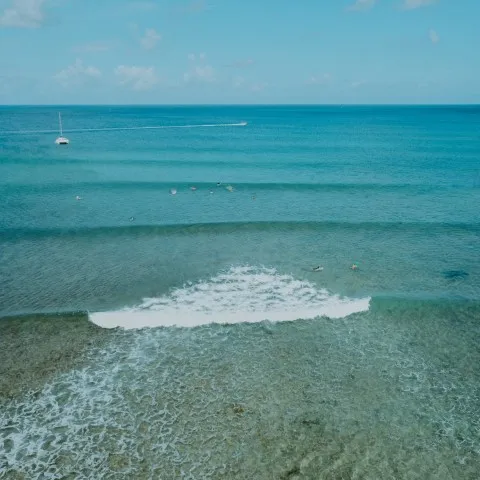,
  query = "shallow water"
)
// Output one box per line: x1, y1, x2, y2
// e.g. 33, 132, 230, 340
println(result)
1, 300, 480, 479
